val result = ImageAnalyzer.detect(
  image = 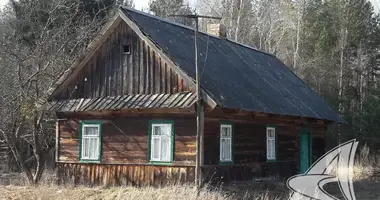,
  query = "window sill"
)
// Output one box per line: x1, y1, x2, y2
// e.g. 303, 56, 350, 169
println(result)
149, 161, 173, 166
266, 159, 277, 163
219, 160, 234, 165
79, 159, 101, 164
